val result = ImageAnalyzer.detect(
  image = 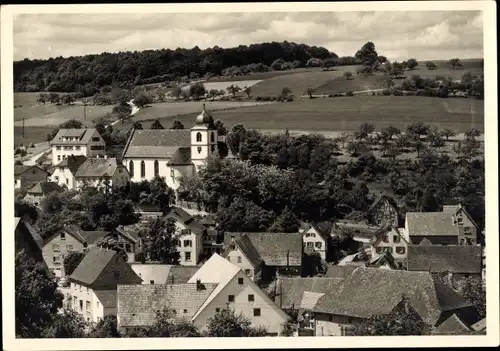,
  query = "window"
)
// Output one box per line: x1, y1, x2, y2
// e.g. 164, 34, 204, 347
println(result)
210, 132, 215, 143
170, 168, 175, 178
75, 146, 81, 151
92, 137, 100, 142
328, 315, 333, 322
376, 247, 384, 254
315, 242, 322, 249
248, 294, 255, 302
382, 235, 389, 243
66, 179, 69, 185
228, 295, 235, 302
57, 155, 61, 161
238, 277, 244, 285
184, 240, 192, 247
181, 229, 191, 235
86, 301, 91, 312
97, 301, 99, 308
393, 235, 401, 243
129, 161, 134, 177
150, 280, 155, 284
464, 227, 471, 234
197, 146, 202, 154
154, 160, 159, 177
307, 242, 313, 248
395, 246, 405, 255
53, 244, 60, 252
60, 232, 66, 240
196, 132, 202, 142
384, 247, 393, 254
237, 256, 242, 263
253, 308, 261, 317
183, 309, 188, 313
125, 243, 131, 252
459, 238, 465, 245
347, 317, 353, 324
140, 161, 146, 178
216, 308, 220, 313
457, 216, 464, 225
53, 256, 61, 263
210, 145, 216, 152
245, 269, 251, 276
56, 146, 61, 150
113, 271, 120, 279
185, 252, 191, 261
